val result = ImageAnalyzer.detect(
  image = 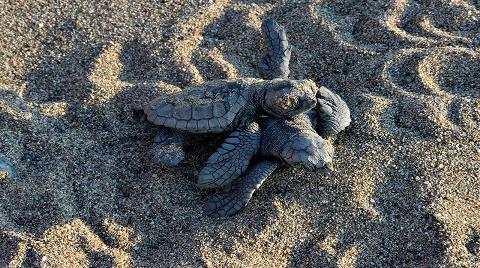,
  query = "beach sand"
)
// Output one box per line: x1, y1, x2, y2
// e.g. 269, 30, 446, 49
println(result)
0, 0, 479, 267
